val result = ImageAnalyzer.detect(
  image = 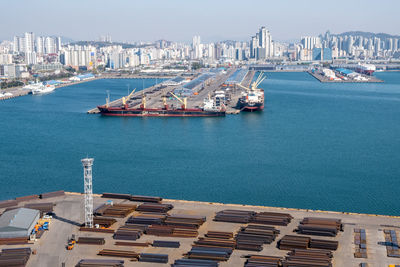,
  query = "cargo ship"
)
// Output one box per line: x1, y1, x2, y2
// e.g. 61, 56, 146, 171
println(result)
97, 91, 225, 117
237, 72, 265, 112
355, 63, 376, 76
